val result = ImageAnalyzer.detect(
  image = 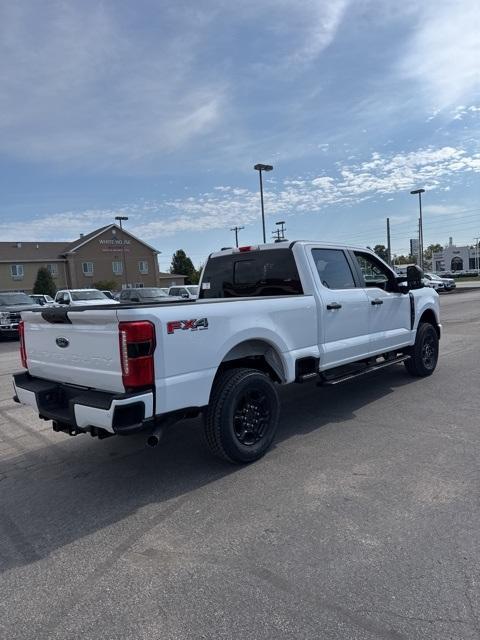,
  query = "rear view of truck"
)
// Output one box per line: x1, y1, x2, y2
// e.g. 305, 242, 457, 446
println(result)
14, 308, 157, 438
